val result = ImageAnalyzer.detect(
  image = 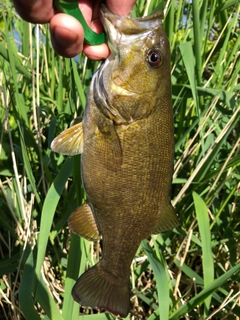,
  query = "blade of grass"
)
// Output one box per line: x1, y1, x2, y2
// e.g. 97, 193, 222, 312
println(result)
34, 157, 74, 293
142, 239, 170, 320
35, 274, 64, 320
210, 13, 235, 88
193, 192, 214, 314
19, 248, 41, 320
164, 0, 175, 45
62, 236, 90, 319
71, 59, 86, 108
192, 0, 202, 86
215, 0, 240, 13
62, 152, 90, 319
179, 42, 200, 115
